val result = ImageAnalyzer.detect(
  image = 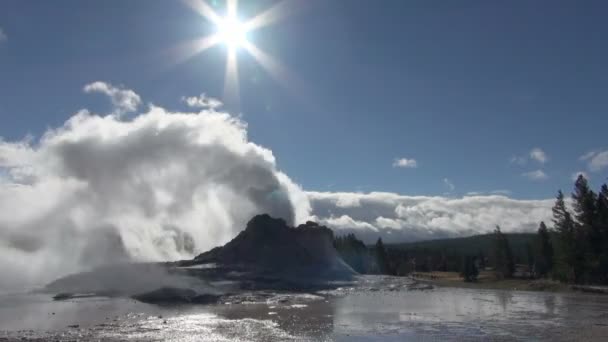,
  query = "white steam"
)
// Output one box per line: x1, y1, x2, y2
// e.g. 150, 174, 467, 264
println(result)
0, 102, 308, 290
